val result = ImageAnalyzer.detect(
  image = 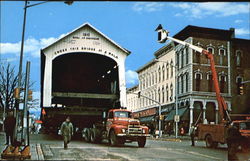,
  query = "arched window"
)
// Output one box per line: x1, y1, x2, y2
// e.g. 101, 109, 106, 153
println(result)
181, 75, 184, 93
166, 85, 169, 102
170, 84, 173, 101
166, 63, 169, 79
207, 73, 213, 92
162, 86, 165, 103
162, 66, 165, 81
194, 71, 202, 91
207, 47, 214, 54
220, 75, 225, 93
158, 88, 161, 102
219, 48, 226, 65
186, 48, 189, 65
181, 50, 184, 68
170, 60, 174, 78
186, 73, 189, 92
236, 51, 242, 67
158, 67, 161, 83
